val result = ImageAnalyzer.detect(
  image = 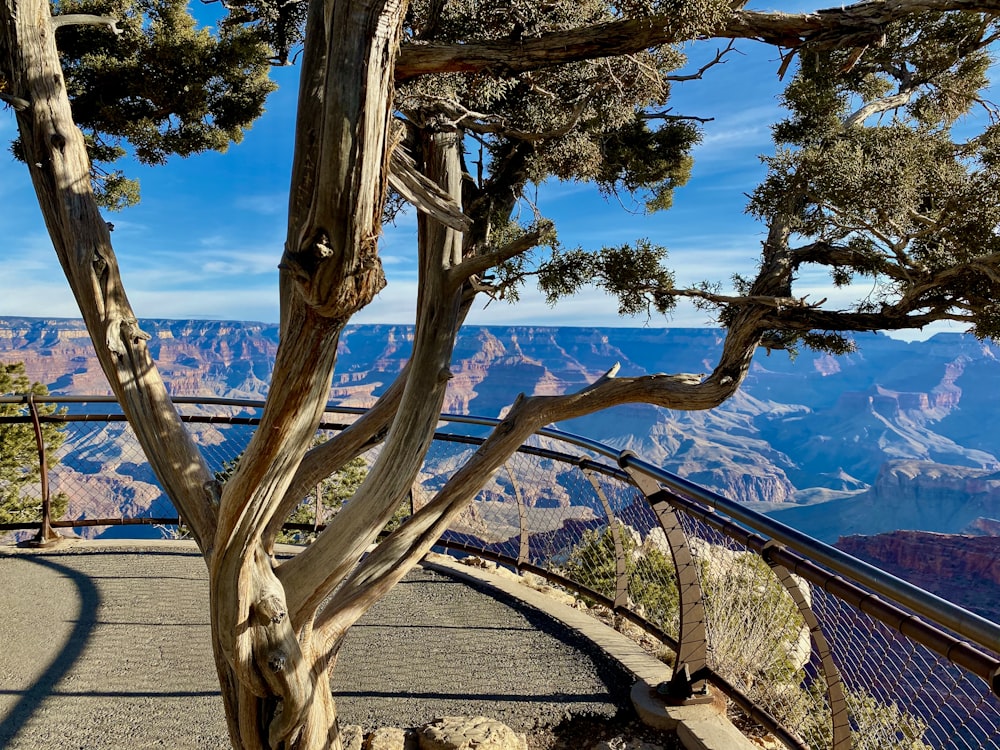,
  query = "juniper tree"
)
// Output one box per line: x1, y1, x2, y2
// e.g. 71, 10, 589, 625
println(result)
0, 363, 67, 528
3, 0, 1000, 748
